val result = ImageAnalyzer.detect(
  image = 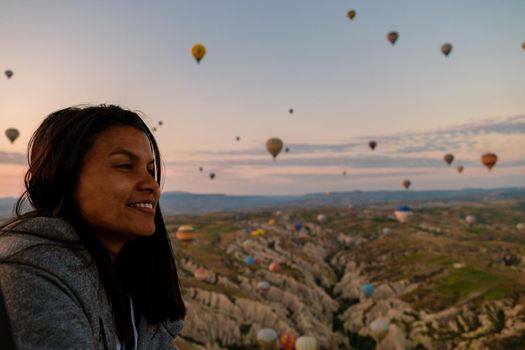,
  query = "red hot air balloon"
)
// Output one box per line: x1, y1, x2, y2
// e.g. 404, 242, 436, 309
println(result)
481, 153, 497, 171
443, 153, 454, 165
280, 331, 297, 350
387, 31, 399, 45
441, 43, 453, 57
